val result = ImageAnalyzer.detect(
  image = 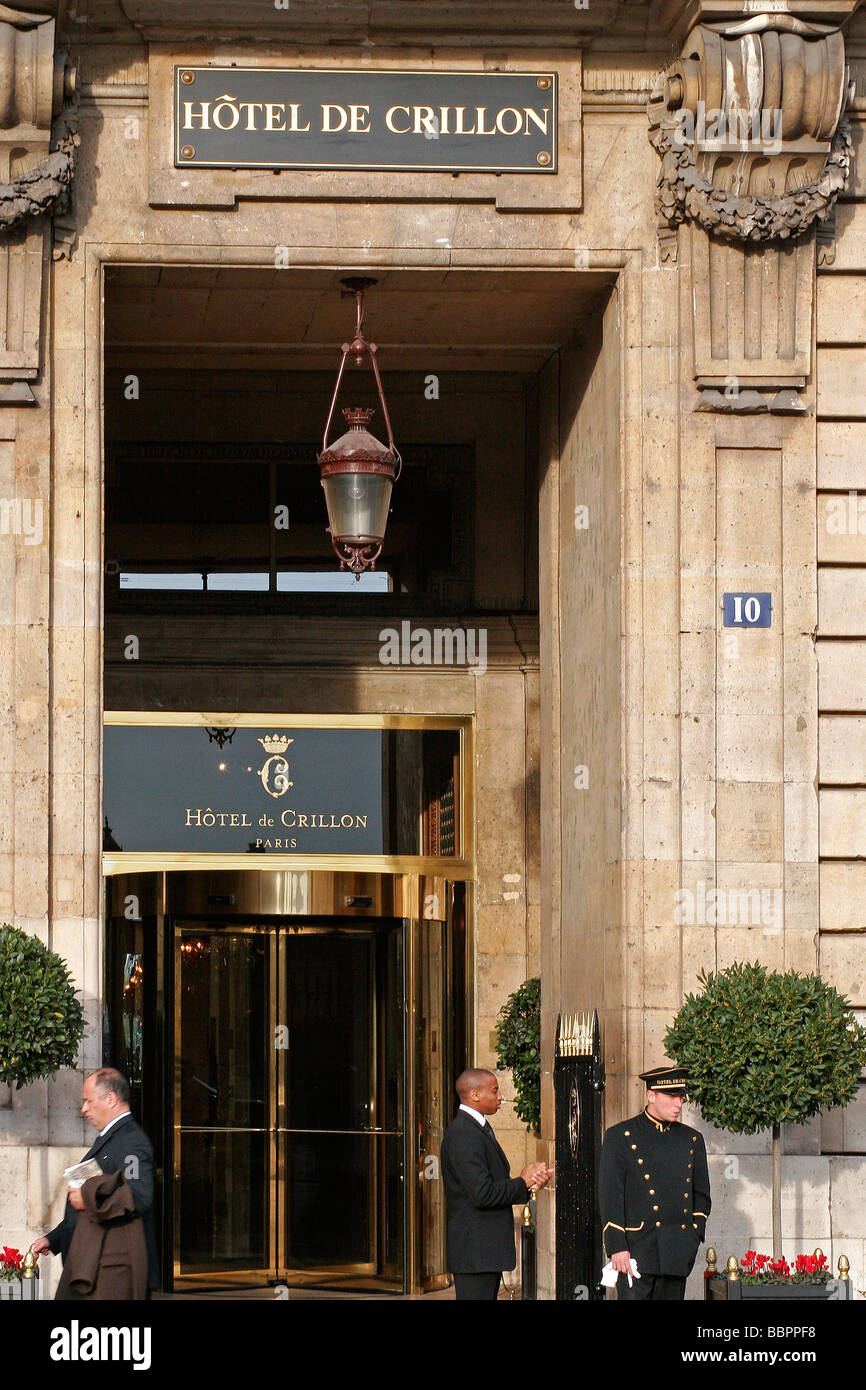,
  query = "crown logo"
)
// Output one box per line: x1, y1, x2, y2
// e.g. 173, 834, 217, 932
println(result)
258, 734, 292, 755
